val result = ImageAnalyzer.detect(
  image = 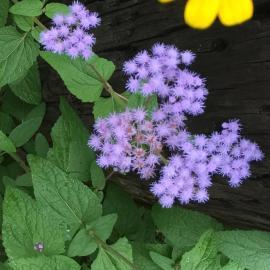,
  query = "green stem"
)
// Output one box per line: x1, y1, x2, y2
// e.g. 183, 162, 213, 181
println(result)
105, 171, 114, 181
87, 63, 128, 108
90, 231, 141, 270
33, 17, 47, 30
160, 154, 168, 164
8, 153, 30, 173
